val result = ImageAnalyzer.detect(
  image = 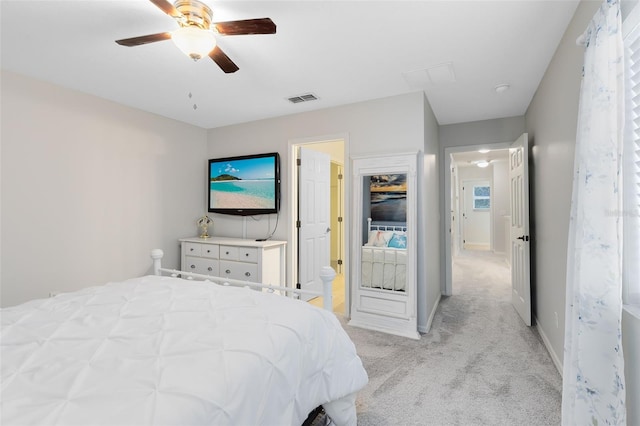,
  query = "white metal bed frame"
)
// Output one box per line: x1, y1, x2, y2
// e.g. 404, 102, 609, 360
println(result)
150, 249, 336, 311
362, 218, 408, 292
367, 217, 408, 233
